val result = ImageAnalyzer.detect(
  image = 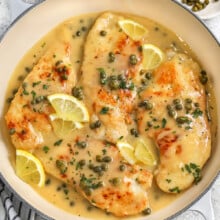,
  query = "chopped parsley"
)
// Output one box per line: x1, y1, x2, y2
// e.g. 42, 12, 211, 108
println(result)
169, 186, 181, 193
56, 159, 67, 174
184, 162, 202, 184
54, 139, 63, 146
42, 84, 49, 90
166, 179, 172, 183
42, 146, 50, 153
192, 108, 203, 118
32, 81, 41, 87
100, 106, 110, 114
161, 118, 167, 128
